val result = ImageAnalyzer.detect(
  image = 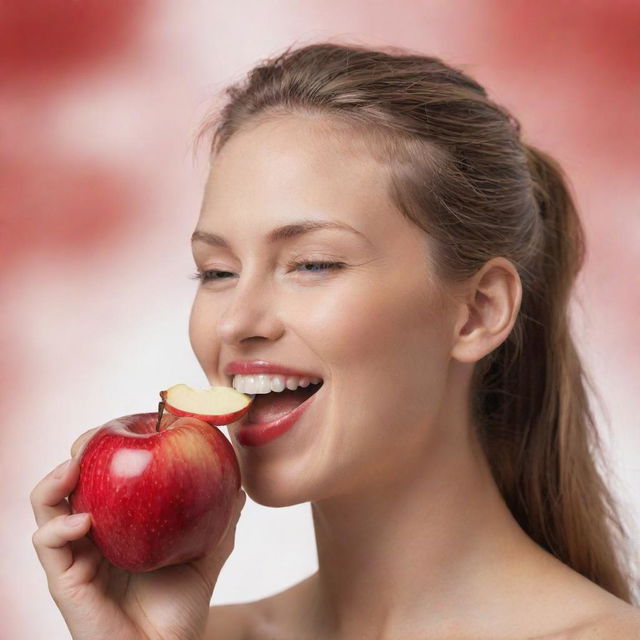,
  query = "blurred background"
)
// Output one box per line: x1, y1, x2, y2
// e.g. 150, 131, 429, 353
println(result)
2, 1, 639, 637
